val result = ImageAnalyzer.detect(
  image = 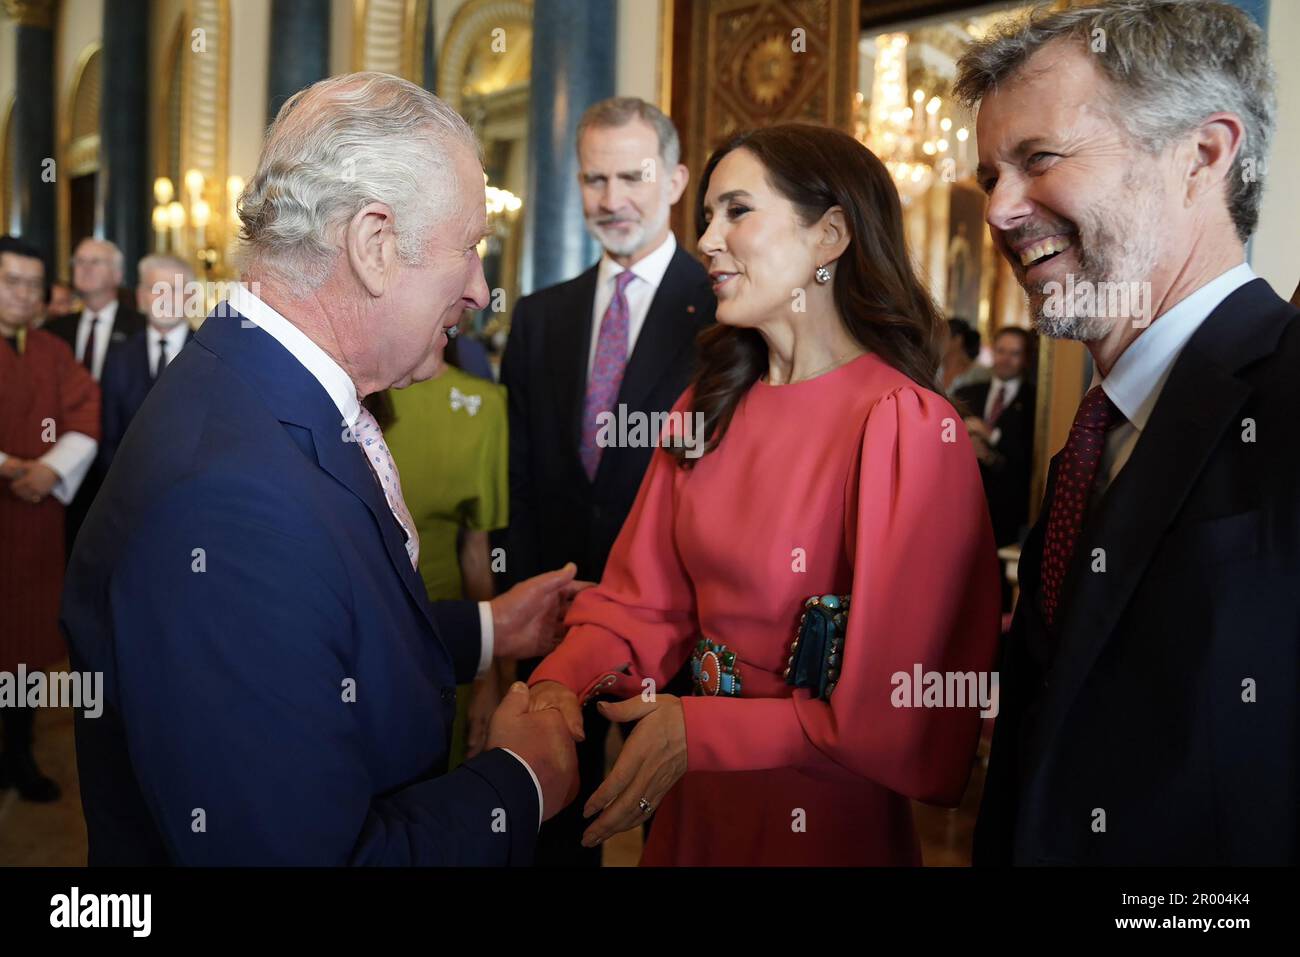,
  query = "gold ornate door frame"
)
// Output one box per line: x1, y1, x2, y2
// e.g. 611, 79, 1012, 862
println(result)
669, 0, 859, 240
685, 0, 859, 176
